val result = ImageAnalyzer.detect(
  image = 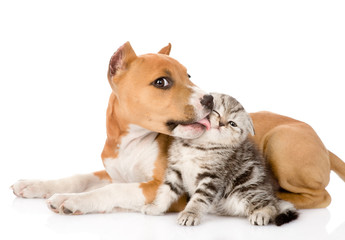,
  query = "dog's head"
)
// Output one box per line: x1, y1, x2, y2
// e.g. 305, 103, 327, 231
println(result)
107, 42, 213, 139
